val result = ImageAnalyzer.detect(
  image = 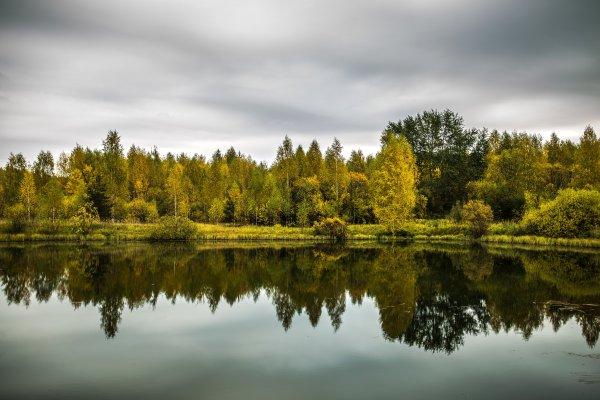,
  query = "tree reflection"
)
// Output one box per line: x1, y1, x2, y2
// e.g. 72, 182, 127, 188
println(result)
0, 243, 599, 350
